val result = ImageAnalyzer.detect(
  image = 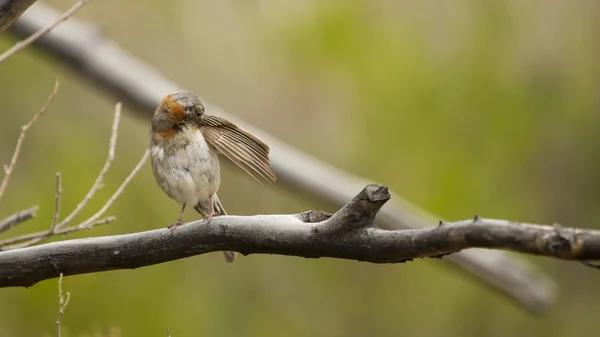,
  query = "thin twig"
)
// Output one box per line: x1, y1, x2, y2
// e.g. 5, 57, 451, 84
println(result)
60, 217, 116, 234
56, 273, 71, 337
0, 229, 54, 247
57, 102, 121, 229
77, 149, 150, 229
0, 79, 59, 206
0, 147, 147, 249
0, 0, 92, 64
6, 173, 66, 247
0, 216, 116, 250
2, 233, 49, 249
0, 102, 137, 250
51, 173, 63, 232
0, 206, 38, 234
